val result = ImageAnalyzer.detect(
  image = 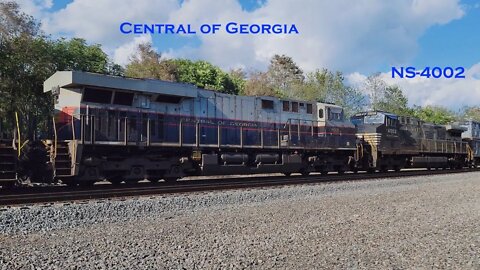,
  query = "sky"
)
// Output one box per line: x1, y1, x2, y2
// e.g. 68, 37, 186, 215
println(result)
15, 0, 480, 110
